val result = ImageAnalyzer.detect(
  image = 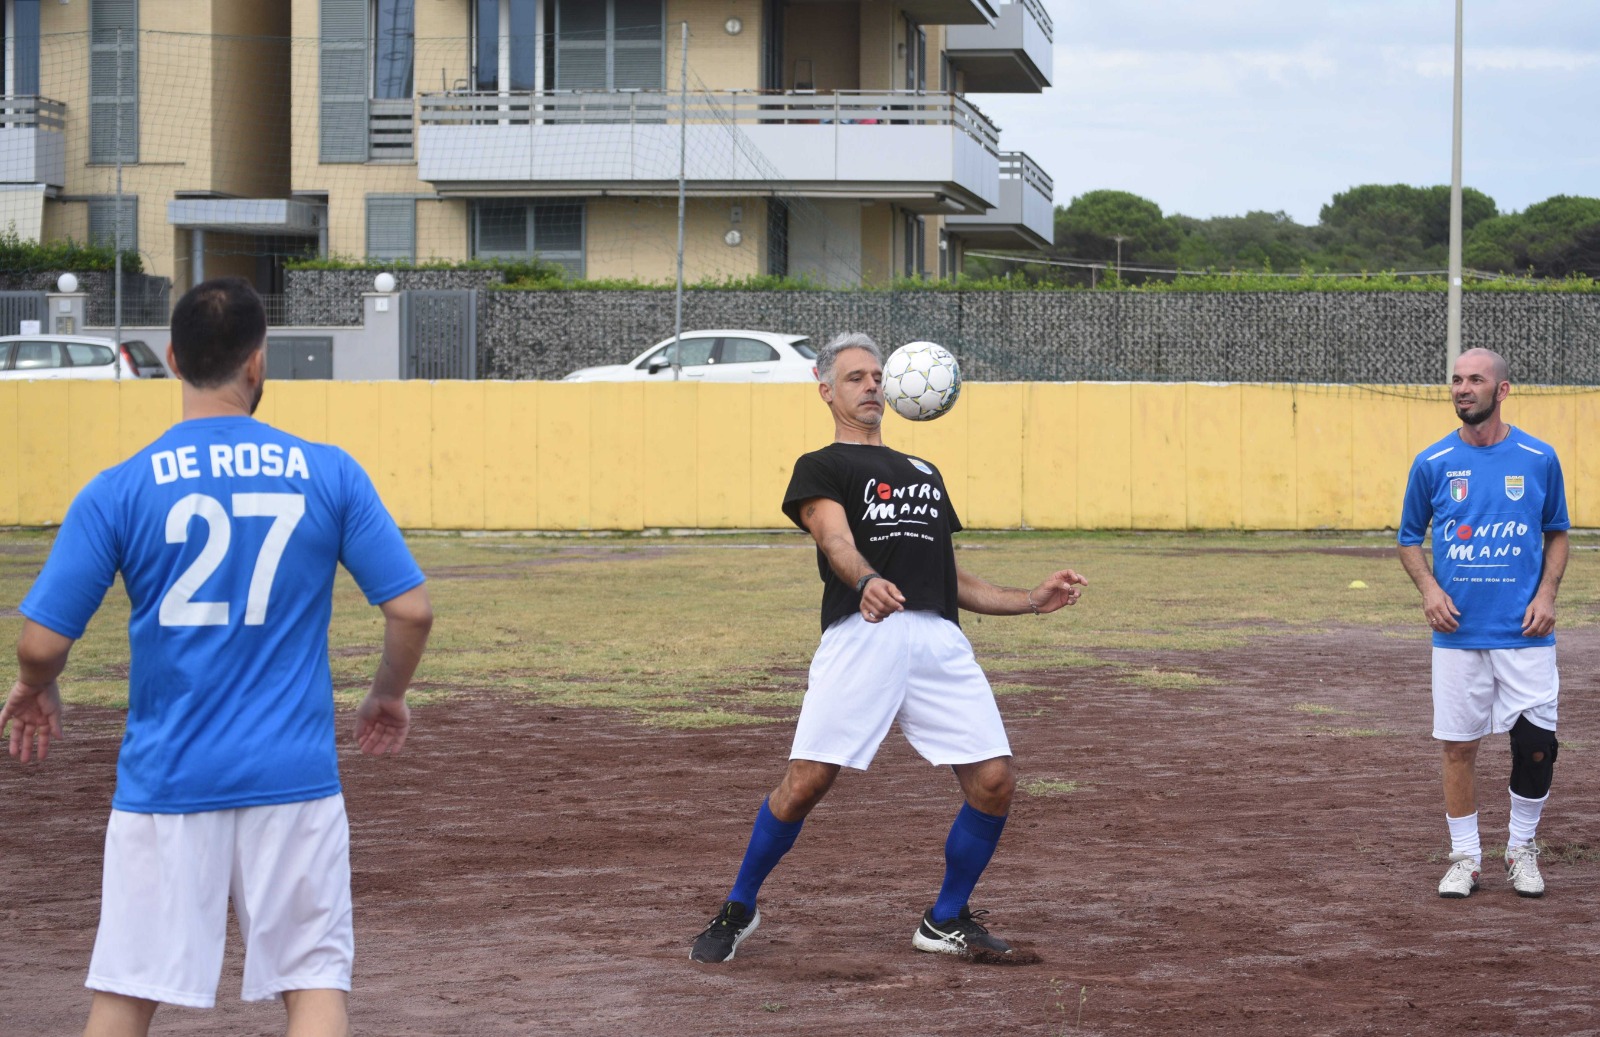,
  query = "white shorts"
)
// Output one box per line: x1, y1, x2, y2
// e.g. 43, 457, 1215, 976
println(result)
88, 794, 353, 1008
1432, 646, 1559, 741
791, 610, 1011, 770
